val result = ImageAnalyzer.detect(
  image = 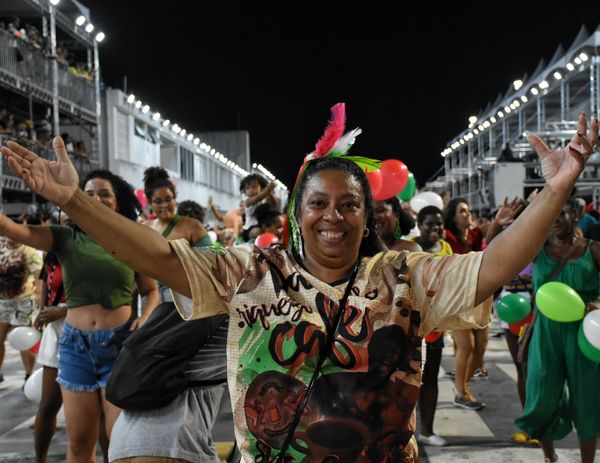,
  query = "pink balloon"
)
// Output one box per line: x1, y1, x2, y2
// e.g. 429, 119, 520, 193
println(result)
135, 189, 147, 209
365, 168, 383, 198
374, 160, 409, 201
255, 232, 279, 248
